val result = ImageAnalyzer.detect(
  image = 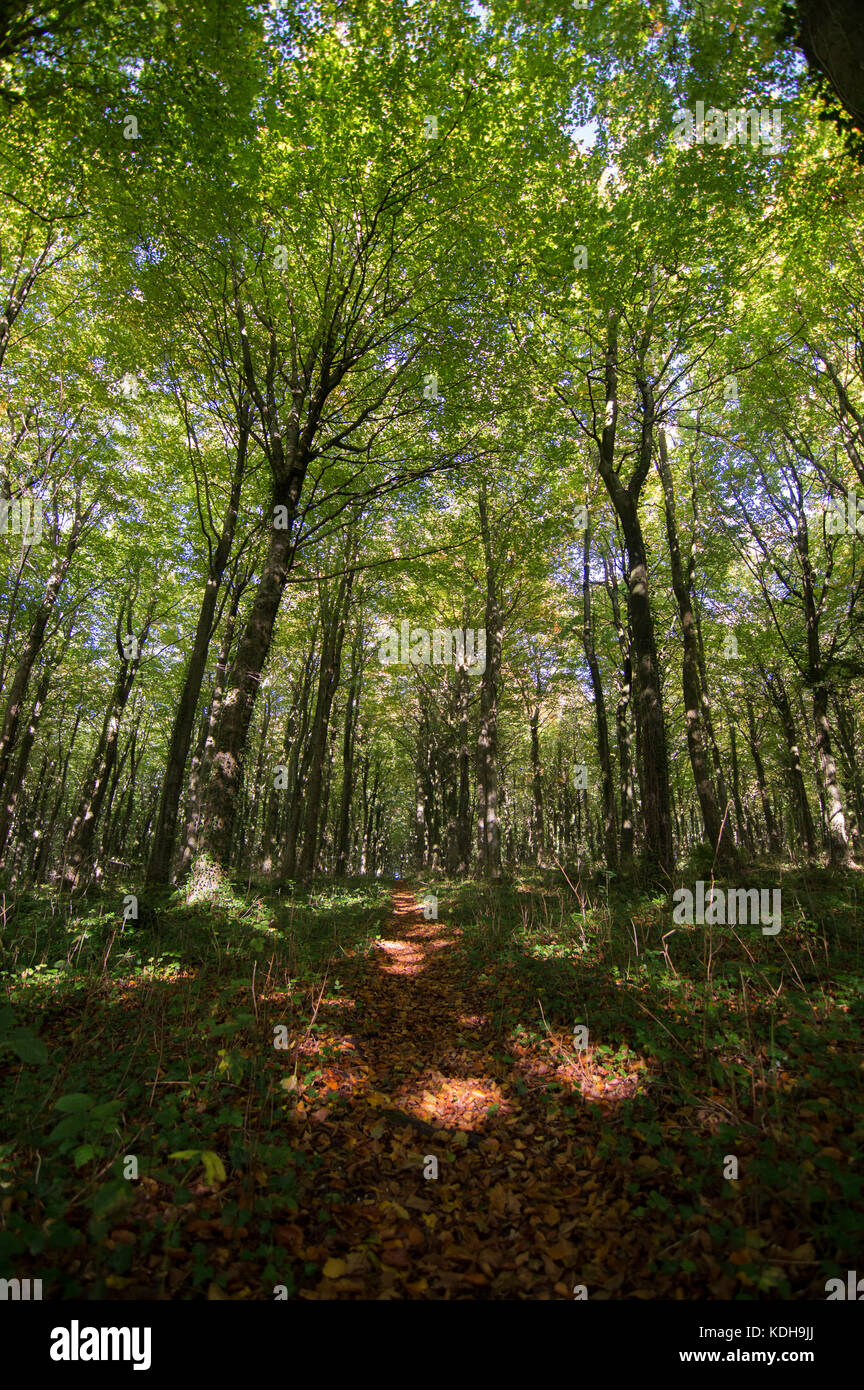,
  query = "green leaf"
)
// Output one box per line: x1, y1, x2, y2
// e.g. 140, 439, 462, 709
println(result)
54, 1093, 94, 1113
48, 1113, 89, 1142
90, 1101, 123, 1120
8, 1031, 48, 1064
73, 1144, 96, 1167
89, 1180, 131, 1222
